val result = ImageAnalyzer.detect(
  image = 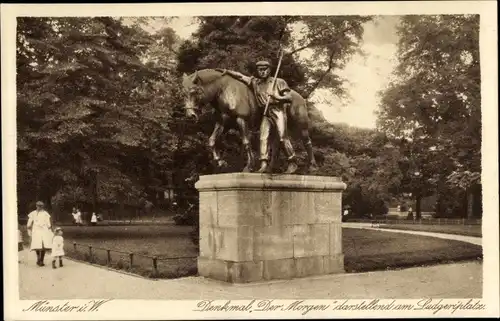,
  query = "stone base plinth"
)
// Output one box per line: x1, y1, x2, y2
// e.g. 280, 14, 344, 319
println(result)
195, 173, 346, 283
